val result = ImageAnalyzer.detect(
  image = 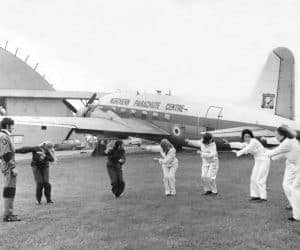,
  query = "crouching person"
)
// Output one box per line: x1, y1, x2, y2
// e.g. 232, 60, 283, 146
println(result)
15, 141, 56, 204
154, 139, 178, 196
105, 140, 126, 198
0, 117, 21, 222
